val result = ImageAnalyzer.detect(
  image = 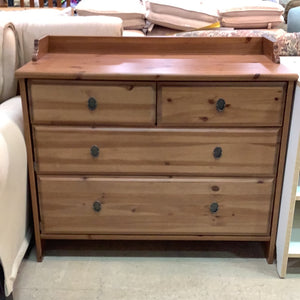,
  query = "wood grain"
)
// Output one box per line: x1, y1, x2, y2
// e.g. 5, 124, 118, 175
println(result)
32, 37, 49, 62
40, 234, 270, 242
17, 36, 296, 262
19, 79, 43, 261
47, 36, 265, 55
16, 53, 297, 82
263, 35, 280, 64
38, 176, 274, 235
29, 80, 156, 126
158, 83, 285, 127
33, 127, 280, 176
15, 37, 298, 82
